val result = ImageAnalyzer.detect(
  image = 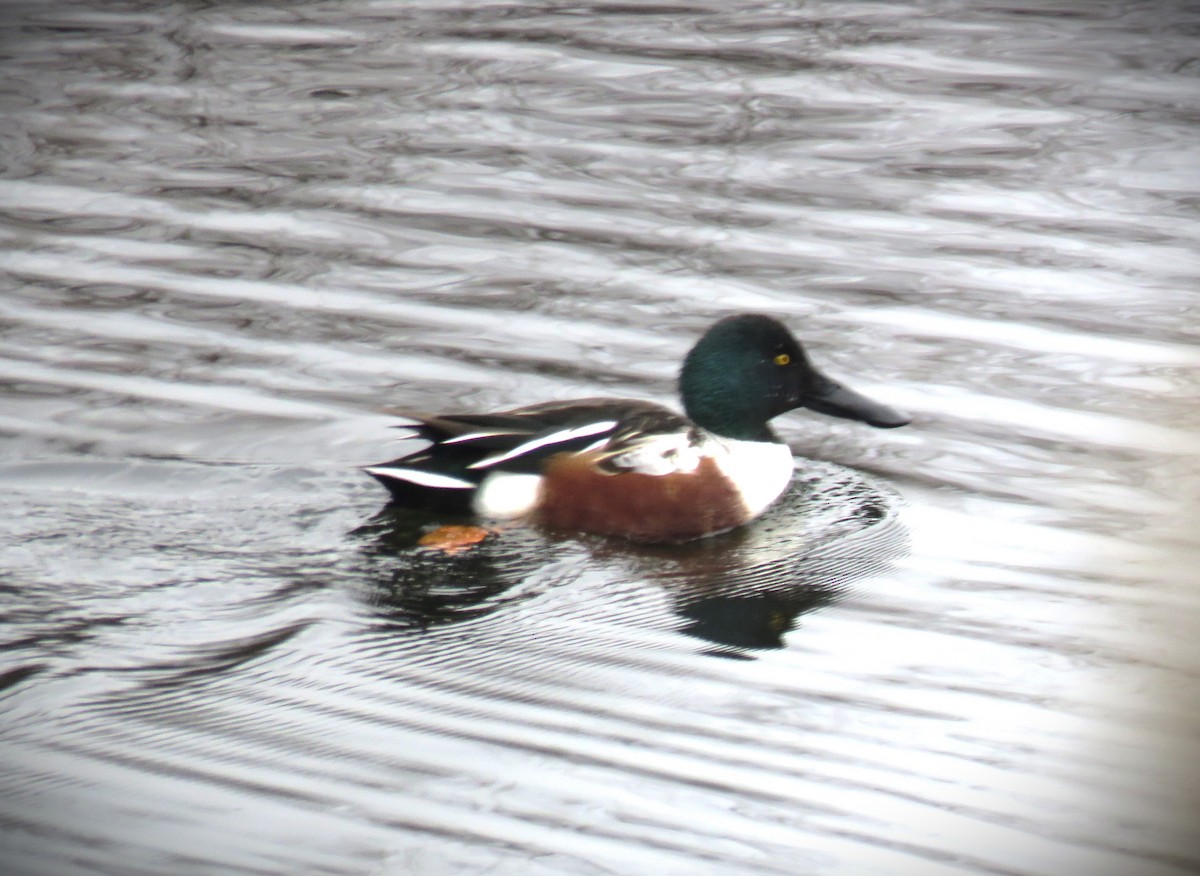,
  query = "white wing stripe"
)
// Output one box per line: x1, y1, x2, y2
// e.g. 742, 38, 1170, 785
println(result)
364, 466, 475, 489
442, 429, 529, 445
468, 420, 618, 470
